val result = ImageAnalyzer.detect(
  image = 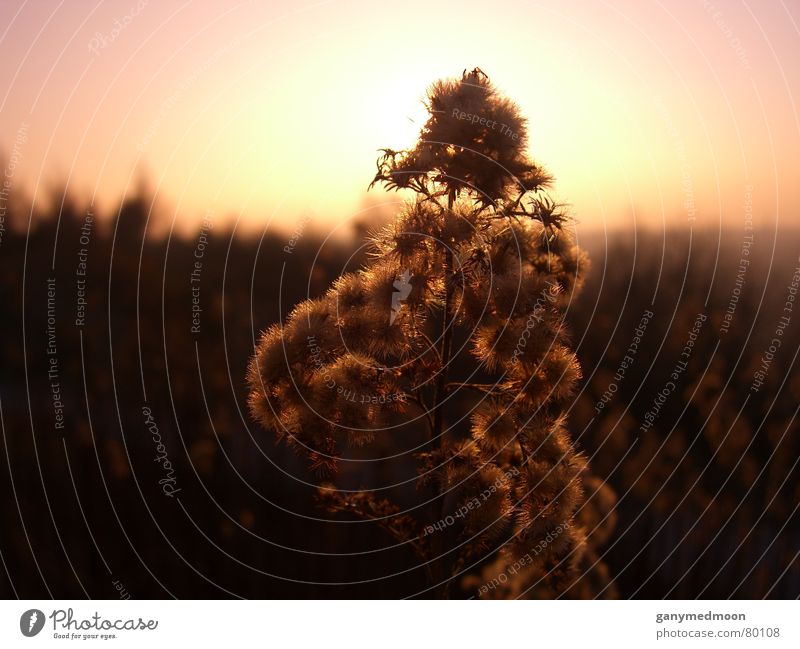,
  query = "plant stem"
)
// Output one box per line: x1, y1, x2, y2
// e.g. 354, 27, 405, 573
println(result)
432, 190, 457, 439
429, 190, 456, 598
446, 382, 499, 393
